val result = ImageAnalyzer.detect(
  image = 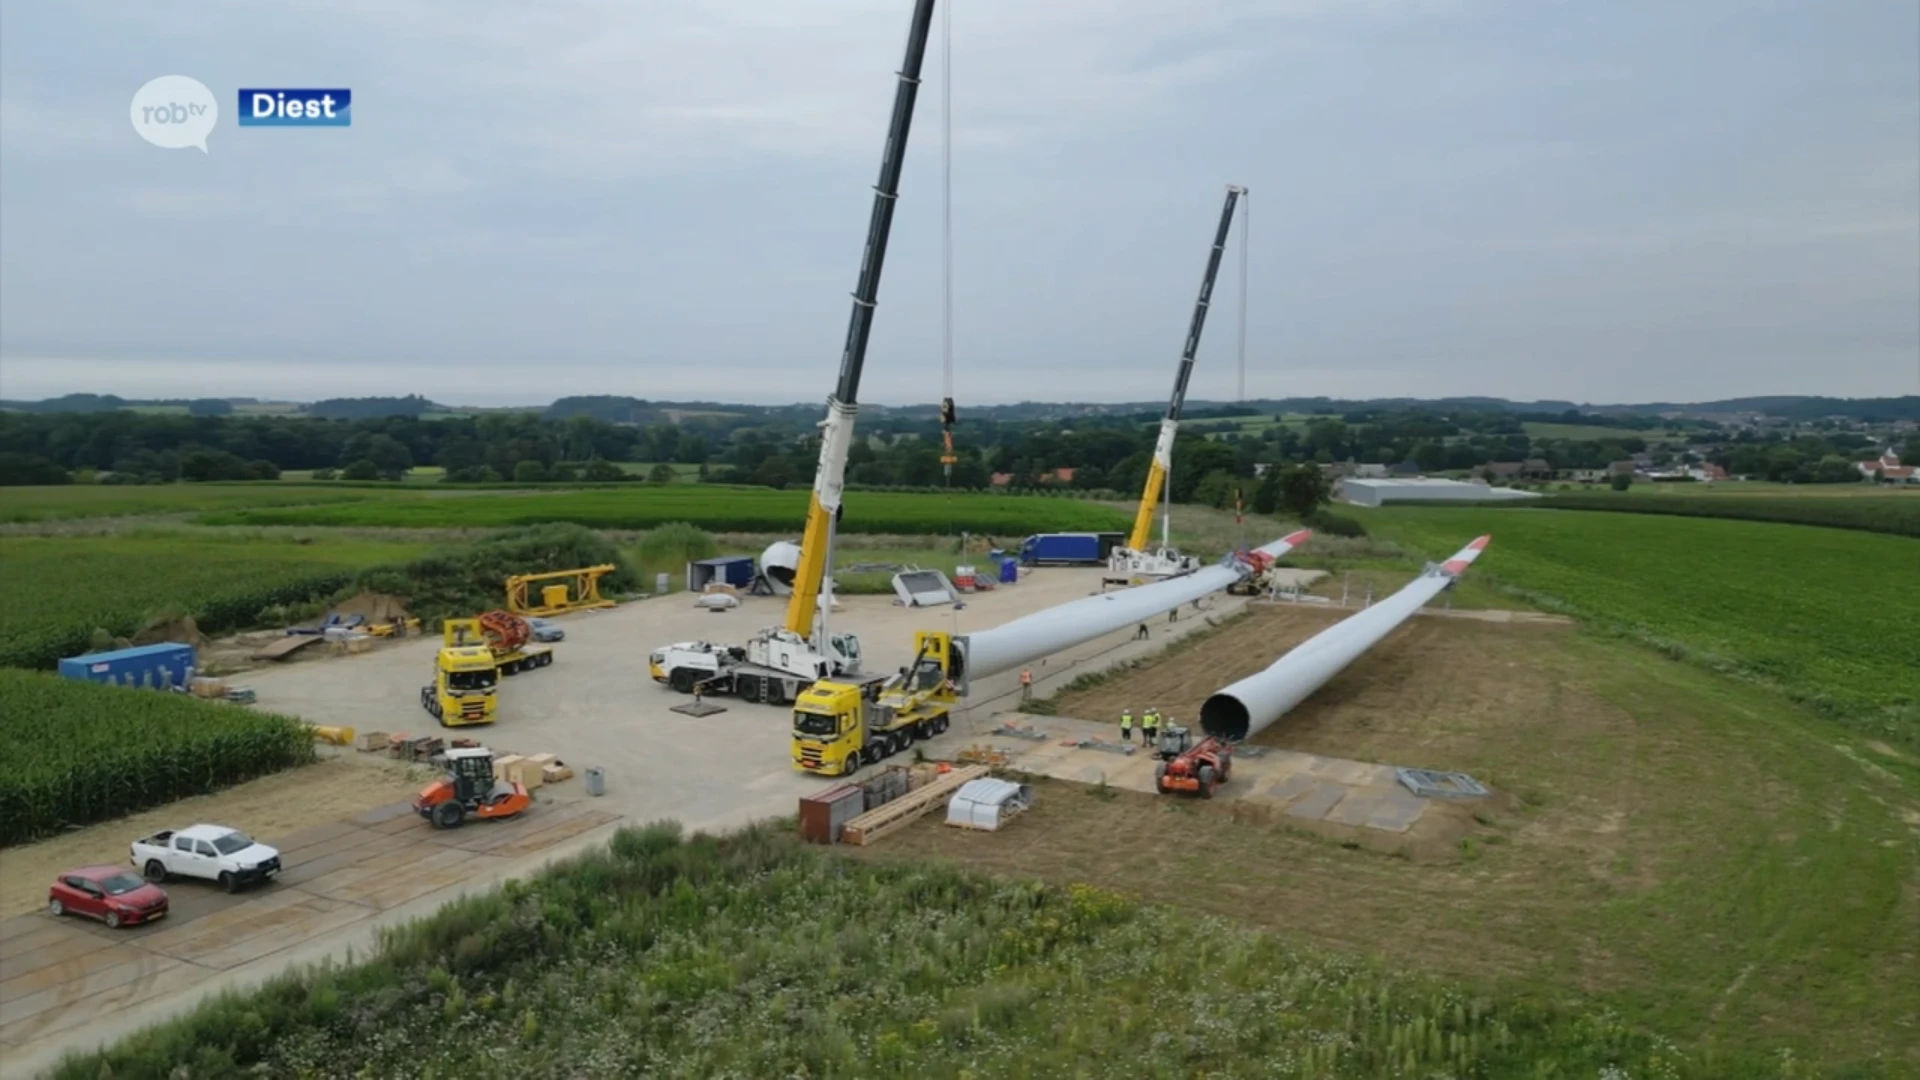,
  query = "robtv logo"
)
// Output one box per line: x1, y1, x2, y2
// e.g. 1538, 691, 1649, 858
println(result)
130, 76, 219, 152
237, 88, 352, 127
